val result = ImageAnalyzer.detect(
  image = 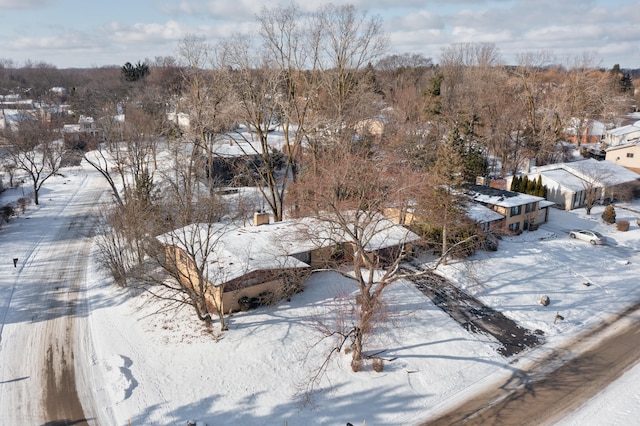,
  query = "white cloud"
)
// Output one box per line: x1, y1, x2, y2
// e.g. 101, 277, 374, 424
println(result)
387, 10, 443, 31
1, 0, 639, 68
0, 0, 47, 9
107, 20, 186, 43
7, 32, 98, 50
